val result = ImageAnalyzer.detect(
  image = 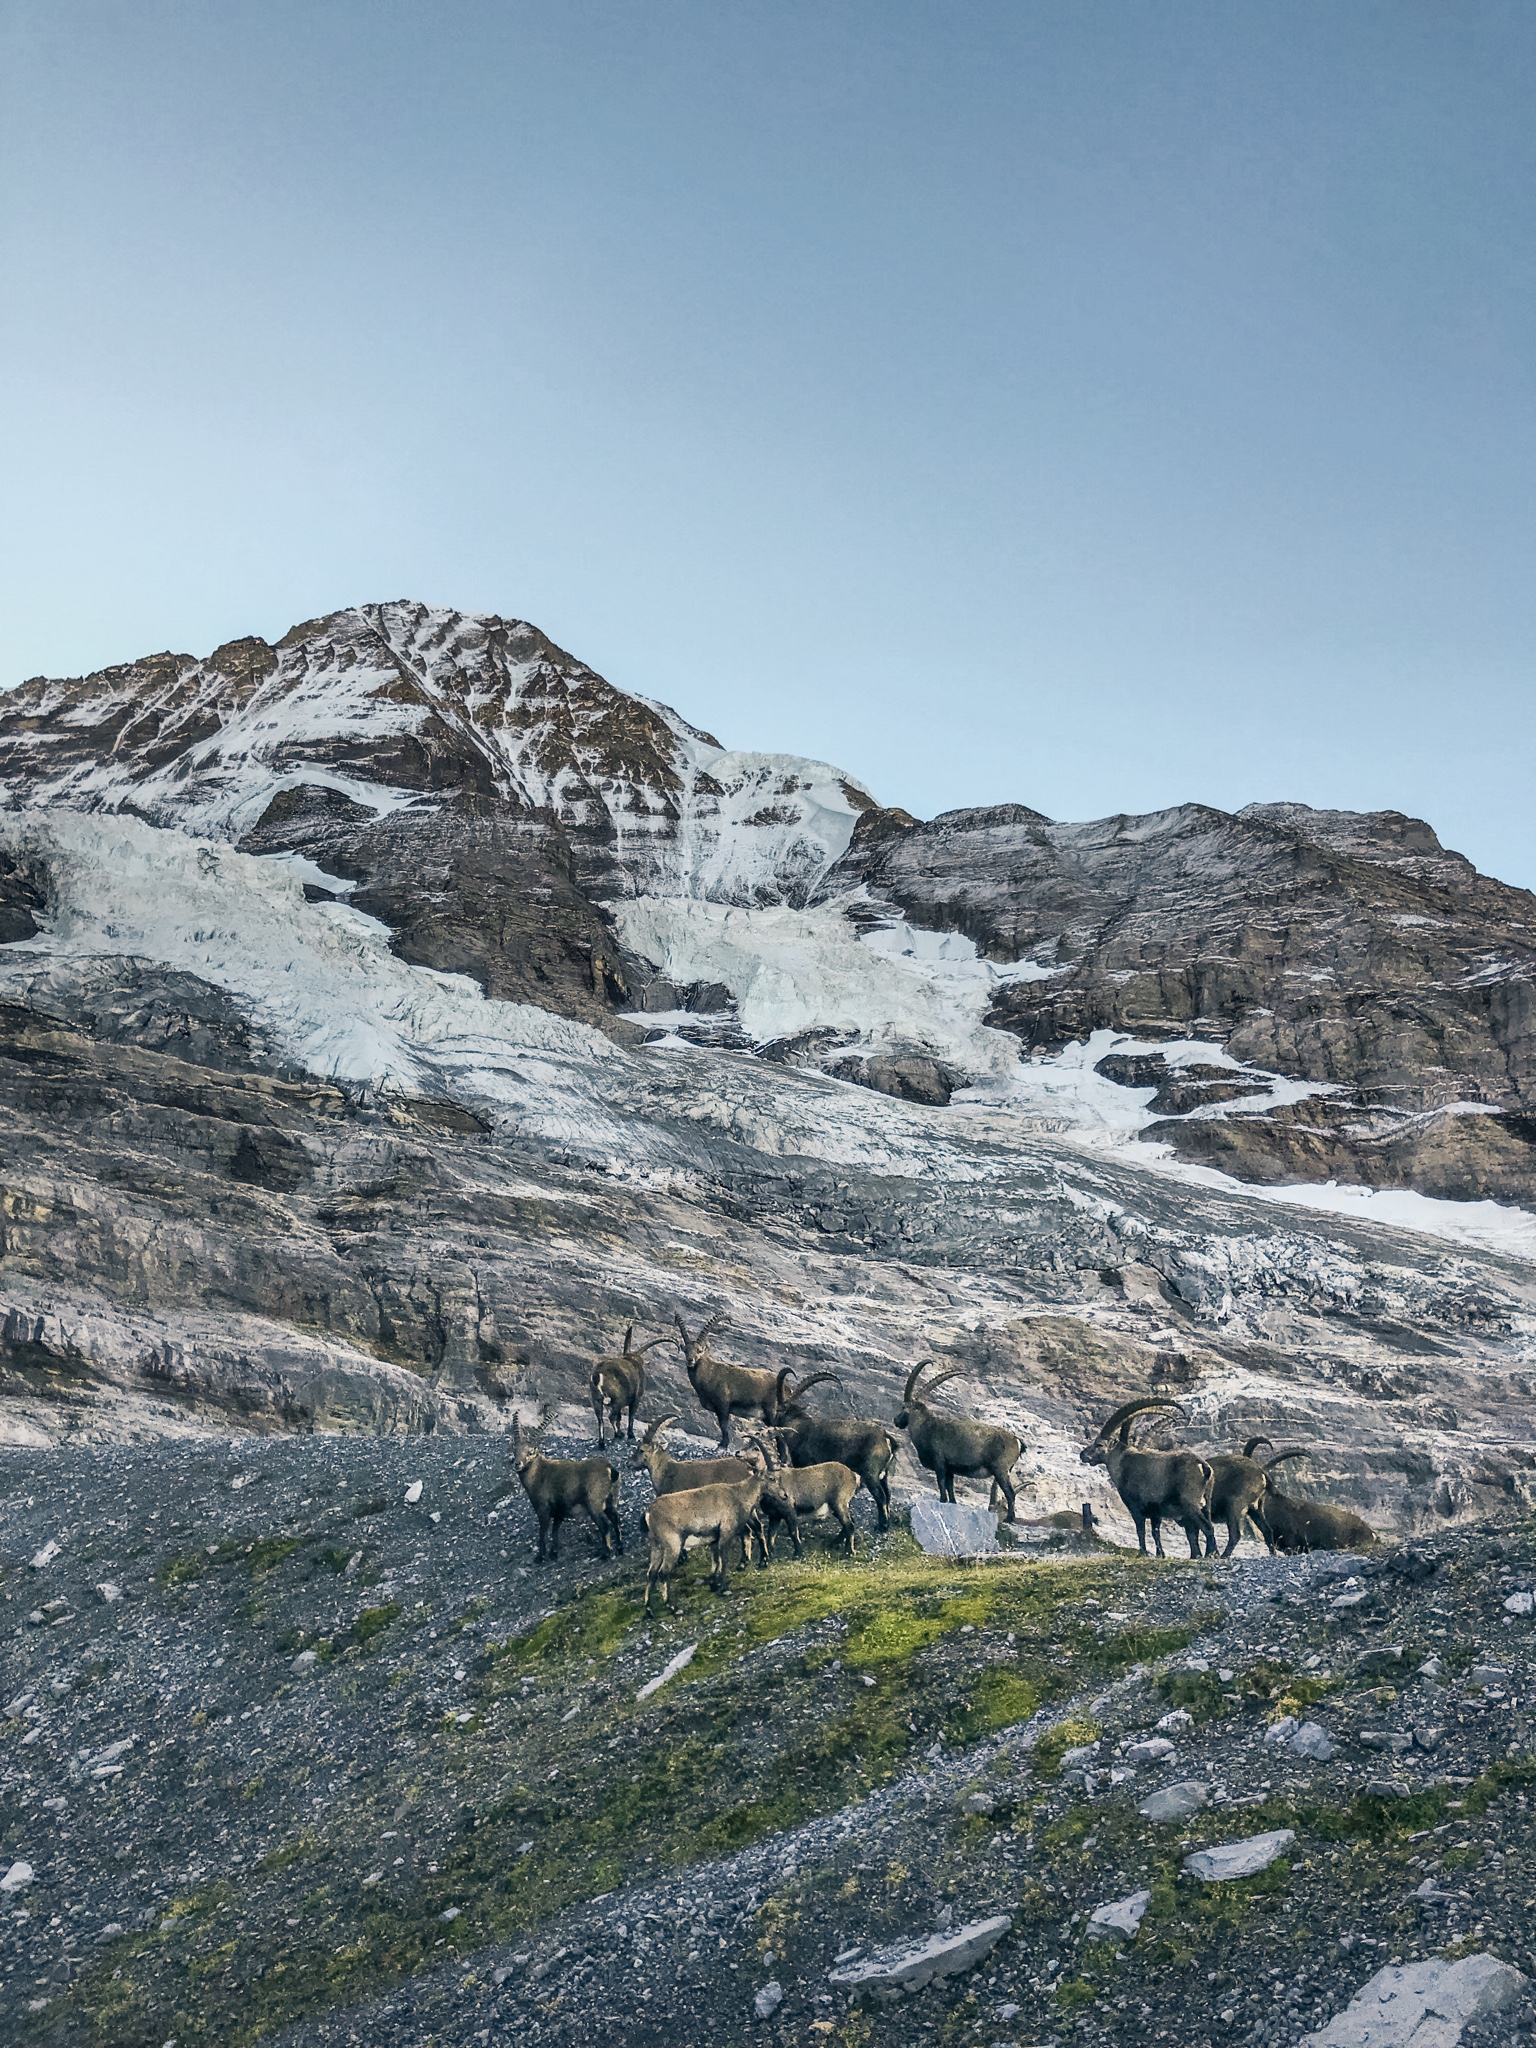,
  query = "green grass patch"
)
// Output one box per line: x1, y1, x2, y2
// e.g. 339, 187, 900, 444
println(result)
1033, 1715, 1102, 1777
248, 1535, 303, 1576
1156, 1666, 1231, 1723
947, 1669, 1041, 1744
155, 1553, 206, 1589
349, 1602, 400, 1647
